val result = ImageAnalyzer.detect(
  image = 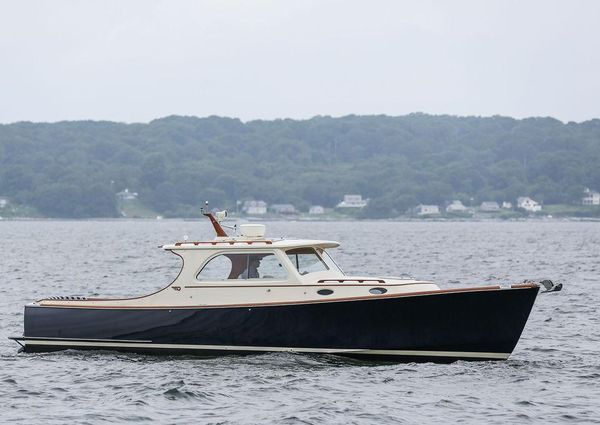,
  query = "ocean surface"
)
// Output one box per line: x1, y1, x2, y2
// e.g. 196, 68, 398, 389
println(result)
0, 220, 599, 424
